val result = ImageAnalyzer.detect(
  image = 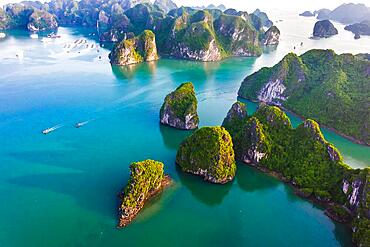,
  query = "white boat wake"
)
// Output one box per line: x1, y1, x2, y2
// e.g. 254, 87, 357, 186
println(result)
42, 124, 63, 134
